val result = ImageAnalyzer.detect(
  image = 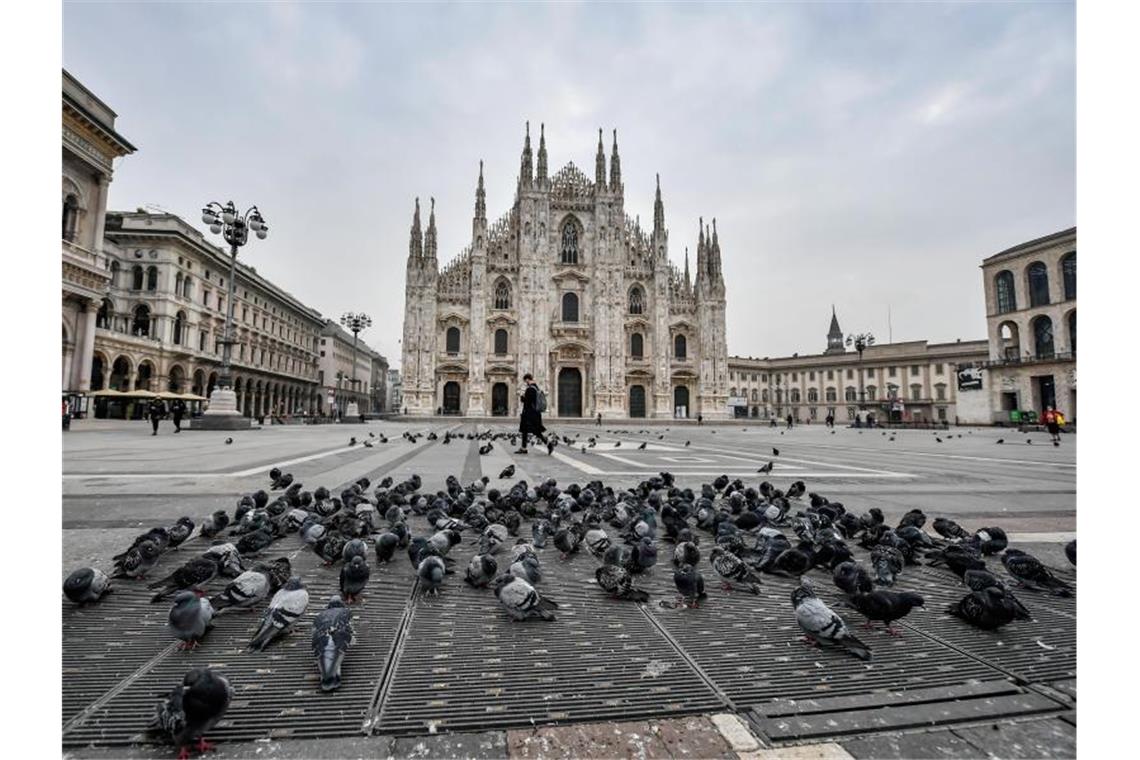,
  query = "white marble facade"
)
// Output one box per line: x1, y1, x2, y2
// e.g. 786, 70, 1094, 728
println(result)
400, 125, 729, 419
